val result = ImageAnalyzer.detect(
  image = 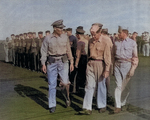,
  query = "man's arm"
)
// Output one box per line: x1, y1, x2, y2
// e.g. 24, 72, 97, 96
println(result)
66, 38, 74, 72
128, 42, 139, 76
75, 42, 82, 68
40, 37, 48, 73
103, 42, 111, 78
